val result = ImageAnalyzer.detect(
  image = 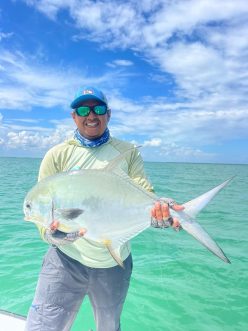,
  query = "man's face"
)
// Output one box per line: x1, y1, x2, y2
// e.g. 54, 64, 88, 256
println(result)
71, 99, 111, 140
